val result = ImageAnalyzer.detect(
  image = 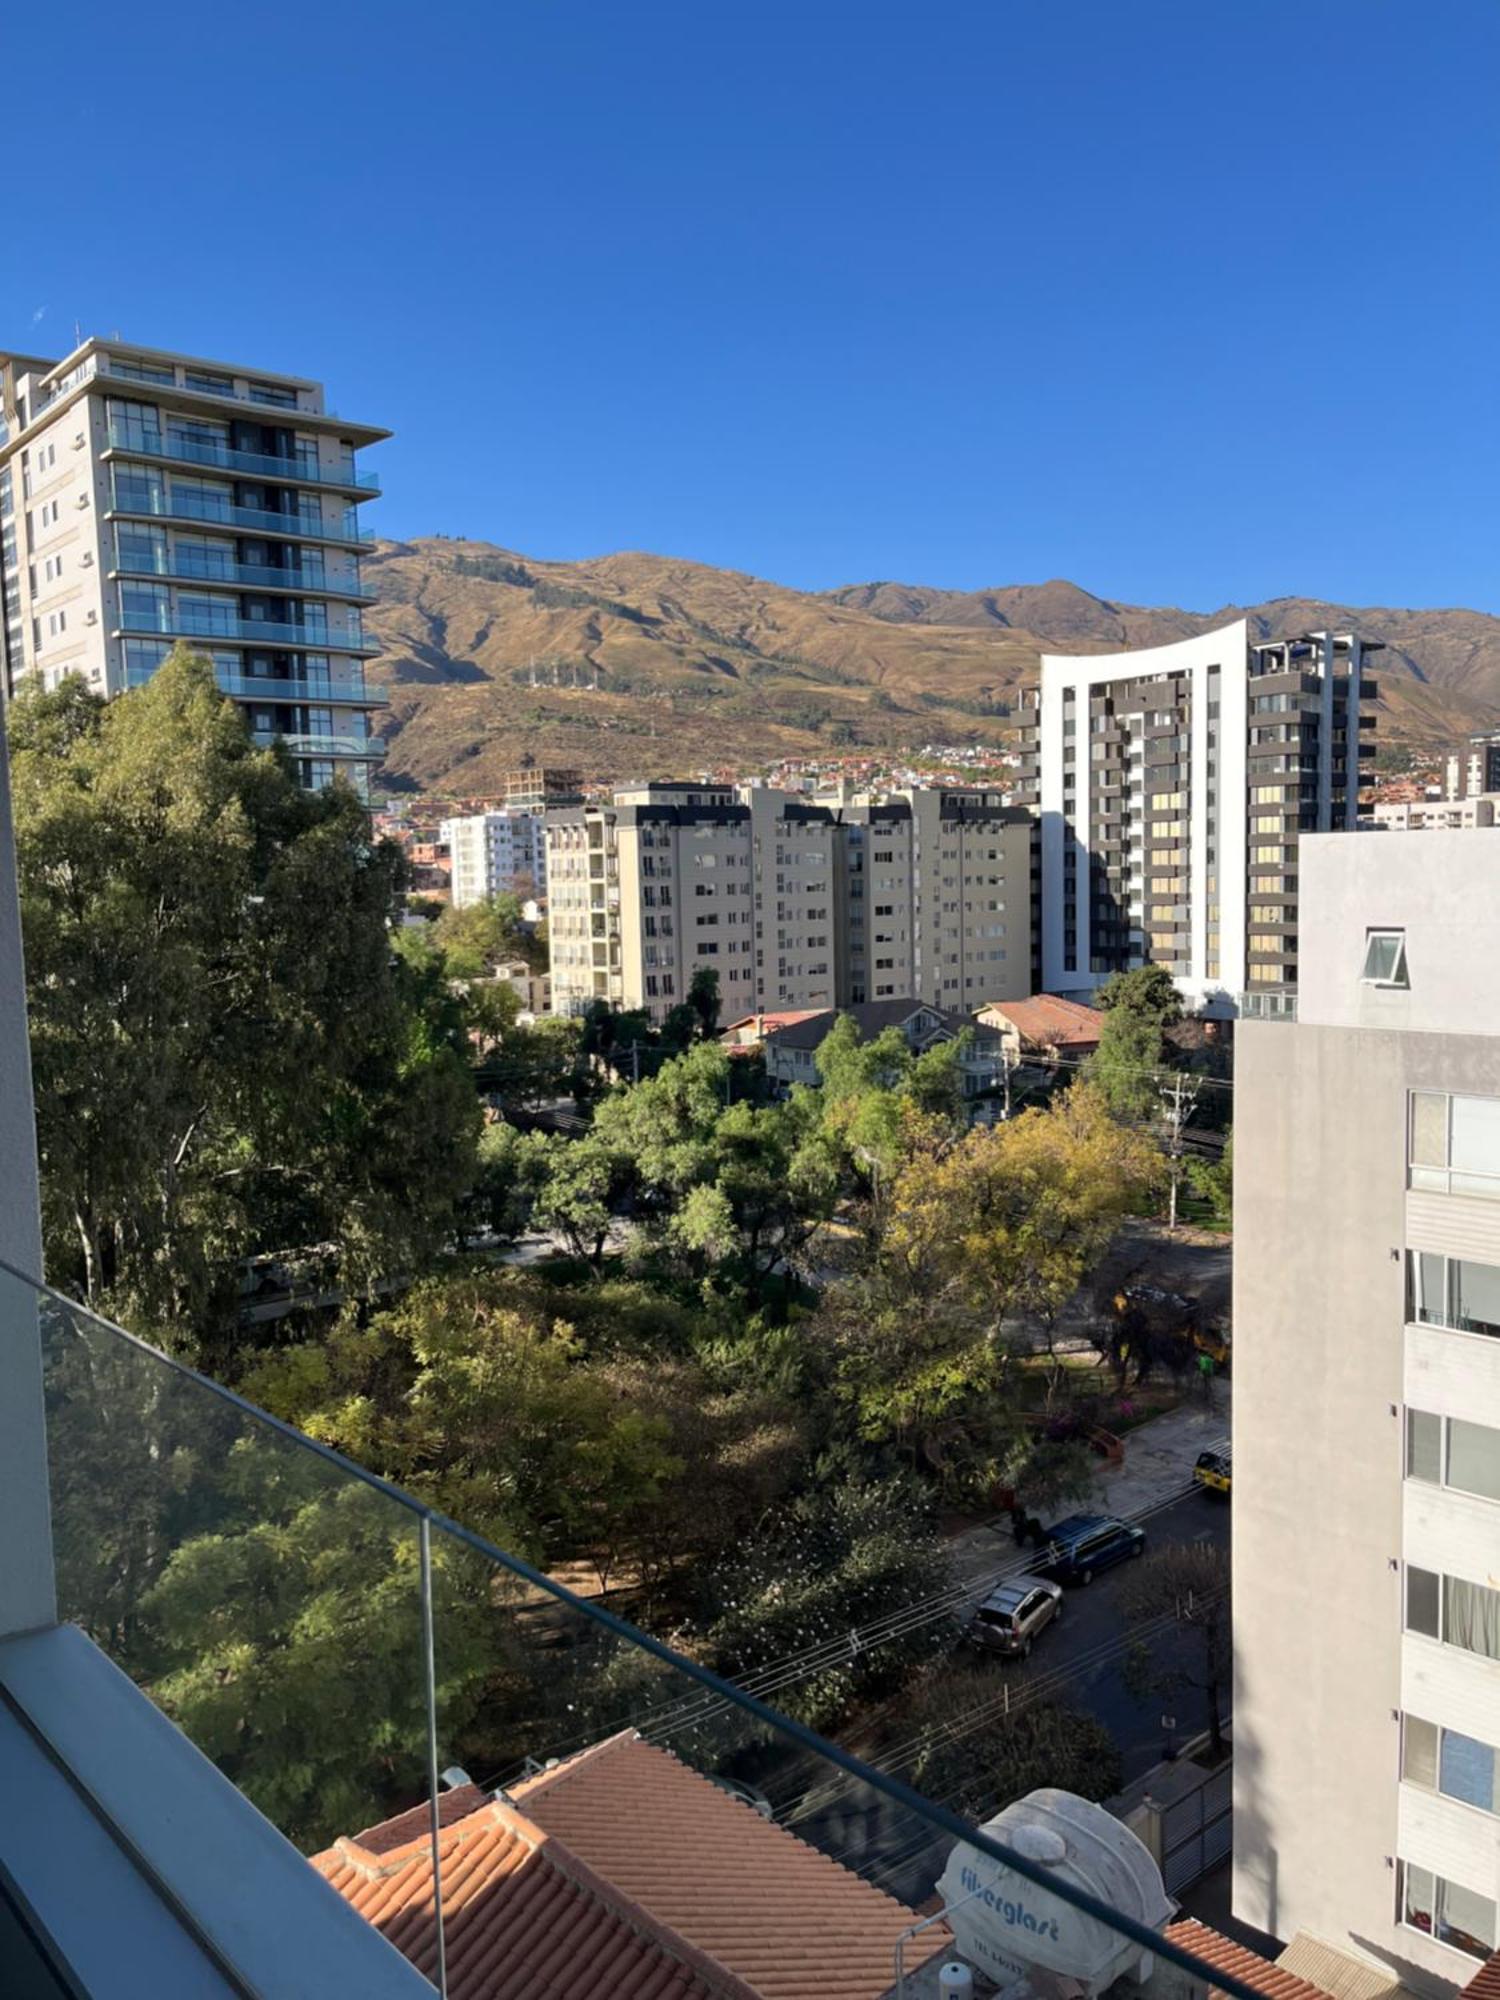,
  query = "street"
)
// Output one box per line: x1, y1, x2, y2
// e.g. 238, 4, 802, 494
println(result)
761, 1488, 1231, 1906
